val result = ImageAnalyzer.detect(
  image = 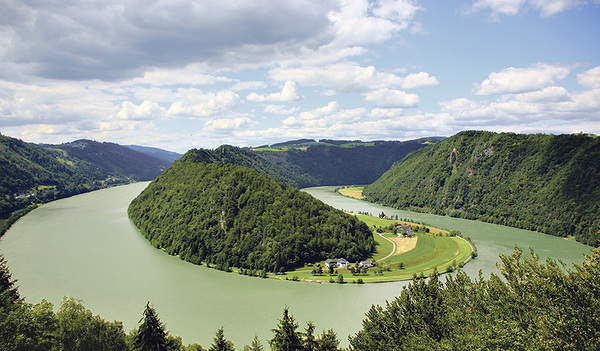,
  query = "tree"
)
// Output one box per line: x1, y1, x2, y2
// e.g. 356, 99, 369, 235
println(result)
242, 335, 264, 351
0, 254, 20, 307
316, 329, 340, 351
303, 322, 318, 351
133, 302, 168, 351
208, 327, 234, 351
56, 297, 128, 351
270, 308, 303, 351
